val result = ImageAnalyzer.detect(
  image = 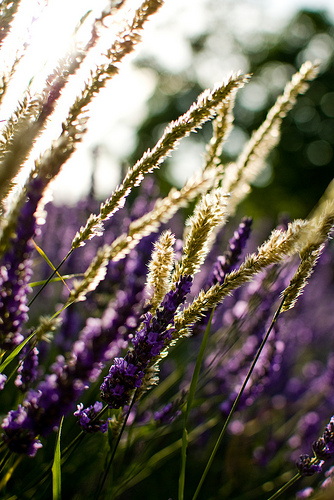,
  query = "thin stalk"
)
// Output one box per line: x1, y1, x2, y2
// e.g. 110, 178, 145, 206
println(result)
114, 417, 219, 497
0, 331, 36, 373
29, 274, 84, 288
0, 455, 23, 492
28, 249, 74, 307
266, 472, 302, 500
266, 455, 320, 500
95, 392, 137, 500
61, 404, 108, 460
192, 297, 285, 500
20, 405, 109, 497
0, 450, 11, 475
178, 308, 214, 500
6, 342, 37, 384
